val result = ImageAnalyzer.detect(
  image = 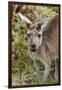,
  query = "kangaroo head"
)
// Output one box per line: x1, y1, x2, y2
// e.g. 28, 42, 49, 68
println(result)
26, 23, 43, 52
